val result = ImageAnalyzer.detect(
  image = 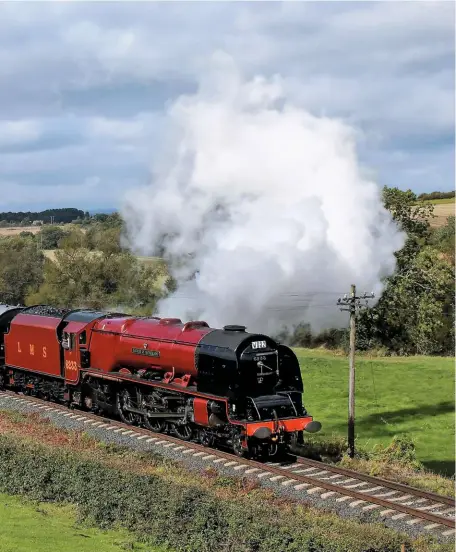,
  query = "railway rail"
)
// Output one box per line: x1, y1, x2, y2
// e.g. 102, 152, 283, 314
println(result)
0, 389, 454, 539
